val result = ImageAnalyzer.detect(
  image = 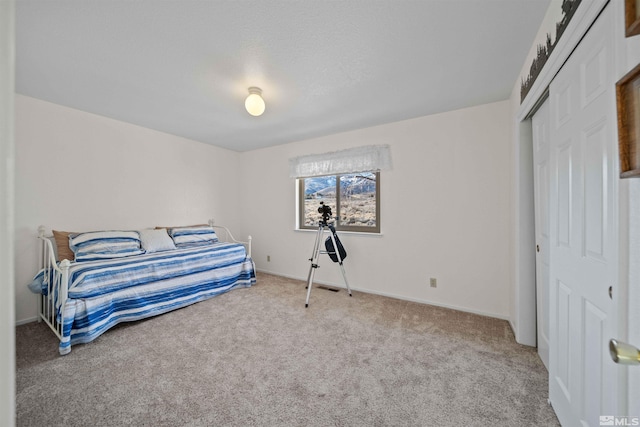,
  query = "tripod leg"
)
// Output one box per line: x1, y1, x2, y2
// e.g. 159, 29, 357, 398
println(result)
339, 263, 352, 297
305, 261, 313, 290
305, 225, 324, 307
328, 230, 352, 297
305, 268, 315, 308
305, 227, 320, 289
